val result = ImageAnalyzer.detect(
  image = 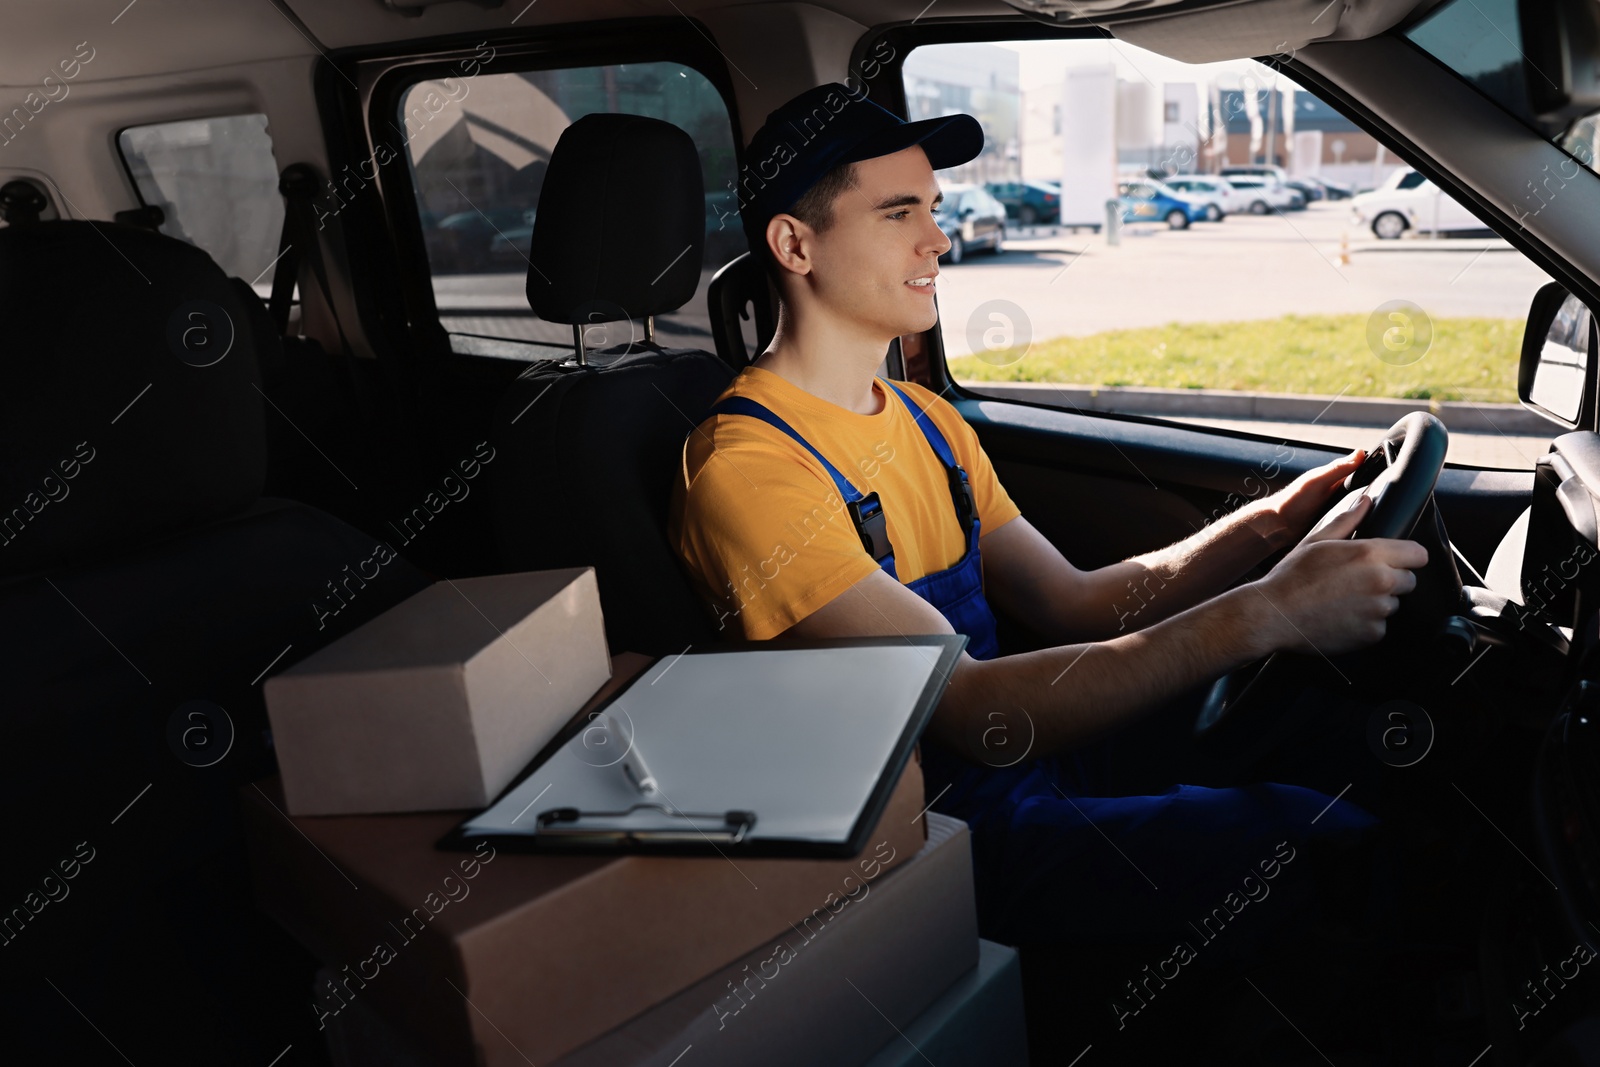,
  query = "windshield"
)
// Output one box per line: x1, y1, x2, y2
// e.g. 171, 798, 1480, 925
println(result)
1406, 0, 1600, 176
